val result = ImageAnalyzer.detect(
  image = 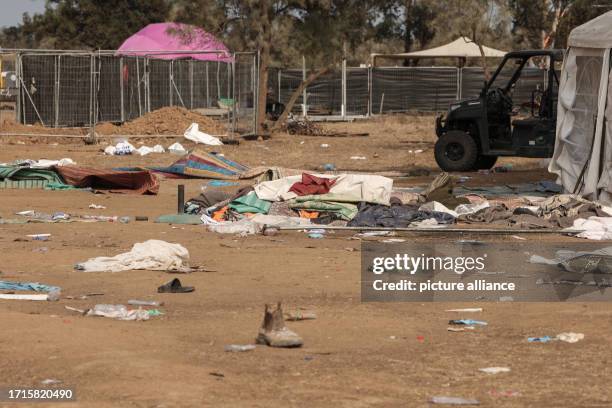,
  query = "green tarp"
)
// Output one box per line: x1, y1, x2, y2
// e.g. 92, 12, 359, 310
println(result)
0, 166, 72, 190
288, 194, 358, 220
229, 192, 271, 214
